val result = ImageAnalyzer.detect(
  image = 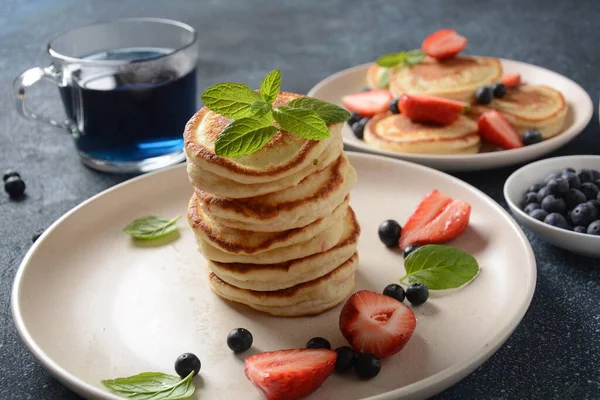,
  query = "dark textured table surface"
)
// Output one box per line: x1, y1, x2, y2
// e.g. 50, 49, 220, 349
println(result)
2, 0, 600, 399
